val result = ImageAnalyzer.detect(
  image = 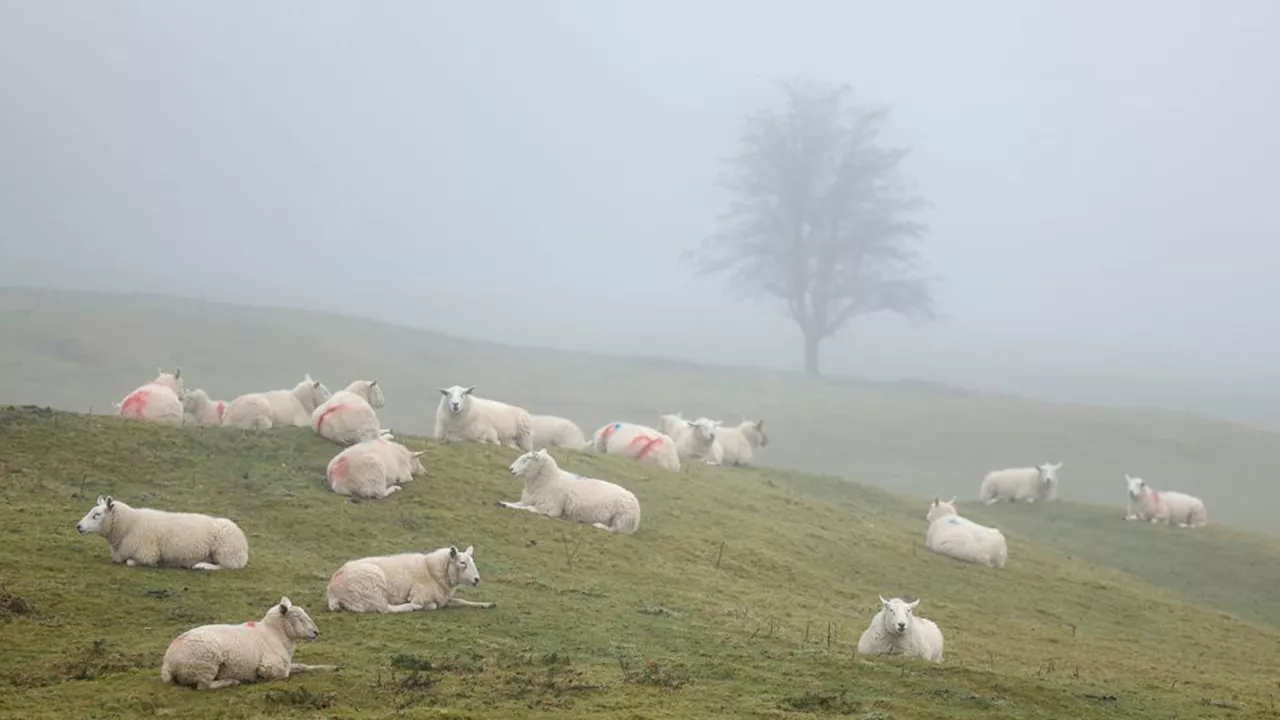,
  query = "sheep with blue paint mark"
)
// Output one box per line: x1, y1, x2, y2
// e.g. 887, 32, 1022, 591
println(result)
924, 496, 1007, 569
498, 448, 642, 534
